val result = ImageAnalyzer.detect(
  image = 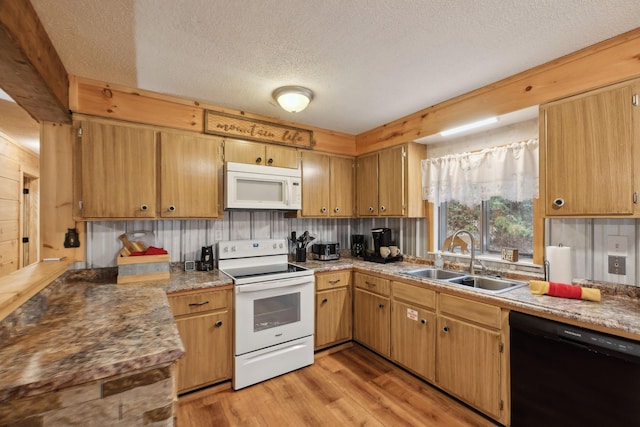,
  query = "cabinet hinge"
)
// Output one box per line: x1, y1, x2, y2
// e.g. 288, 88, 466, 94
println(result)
22, 237, 29, 243
77, 127, 83, 138
23, 188, 29, 195
633, 94, 639, 107
634, 192, 638, 204
79, 200, 83, 211
499, 400, 504, 411
499, 342, 504, 353
402, 147, 407, 158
